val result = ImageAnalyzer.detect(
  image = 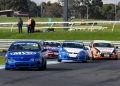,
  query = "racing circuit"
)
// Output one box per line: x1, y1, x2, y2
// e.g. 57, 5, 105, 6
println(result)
0, 59, 120, 86
0, 40, 120, 86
